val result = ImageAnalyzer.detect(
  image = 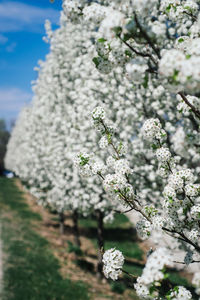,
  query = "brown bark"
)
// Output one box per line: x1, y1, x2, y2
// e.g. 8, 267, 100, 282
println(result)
59, 212, 65, 235
72, 210, 81, 247
96, 210, 105, 277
